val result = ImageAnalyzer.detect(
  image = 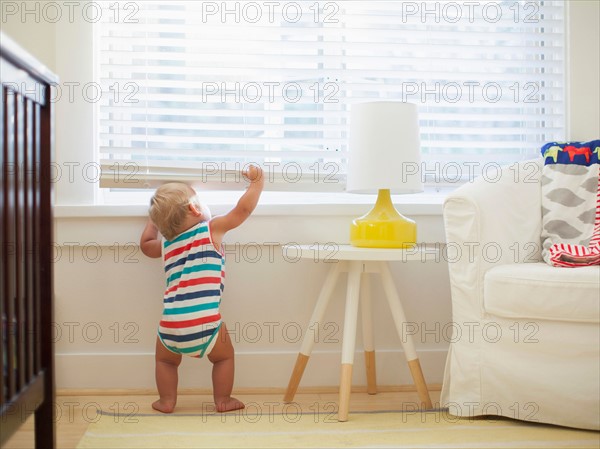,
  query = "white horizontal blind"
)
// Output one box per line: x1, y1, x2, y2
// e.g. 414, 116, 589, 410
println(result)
97, 0, 565, 190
